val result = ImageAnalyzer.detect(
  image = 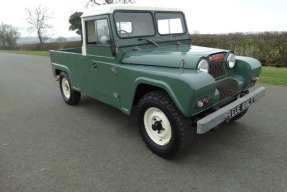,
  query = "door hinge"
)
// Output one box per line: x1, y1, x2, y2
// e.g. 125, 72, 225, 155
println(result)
113, 93, 120, 100
111, 66, 118, 75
